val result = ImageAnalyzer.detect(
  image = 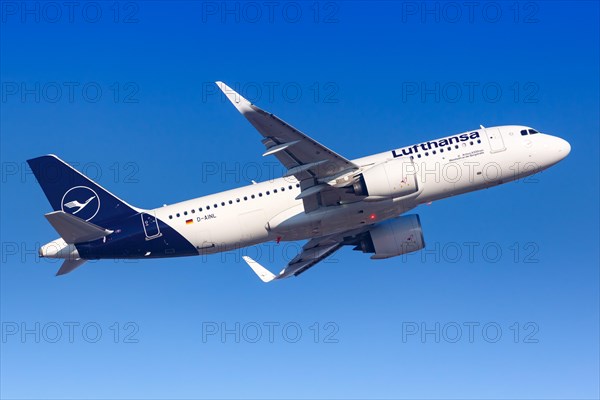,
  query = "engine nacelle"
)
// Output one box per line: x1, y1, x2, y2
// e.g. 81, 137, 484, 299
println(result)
354, 215, 425, 259
352, 157, 418, 199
